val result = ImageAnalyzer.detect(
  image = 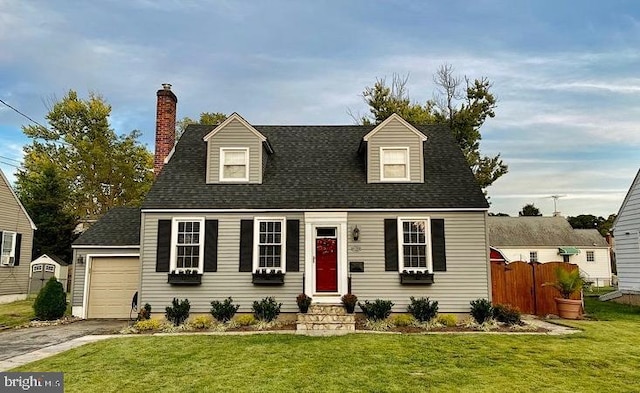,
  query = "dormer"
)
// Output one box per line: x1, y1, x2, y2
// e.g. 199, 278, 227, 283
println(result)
362, 113, 428, 183
203, 113, 273, 184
